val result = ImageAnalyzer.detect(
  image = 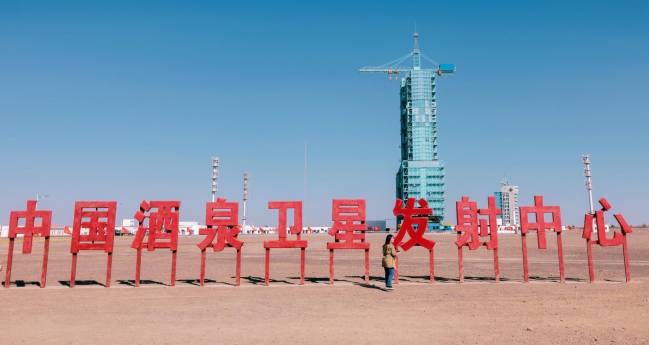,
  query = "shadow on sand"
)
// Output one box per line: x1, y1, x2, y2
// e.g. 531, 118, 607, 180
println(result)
3, 280, 43, 288
242, 275, 294, 286
117, 279, 169, 287
177, 278, 237, 287
59, 280, 105, 287
528, 275, 585, 283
